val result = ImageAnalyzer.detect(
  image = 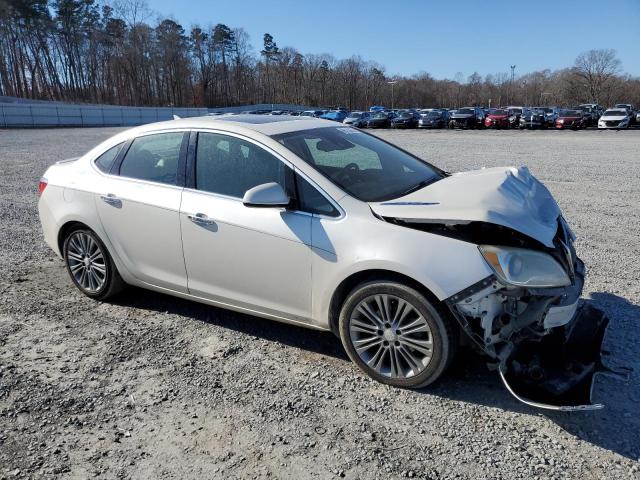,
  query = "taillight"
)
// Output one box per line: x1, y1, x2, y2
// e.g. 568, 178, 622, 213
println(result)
38, 177, 48, 196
